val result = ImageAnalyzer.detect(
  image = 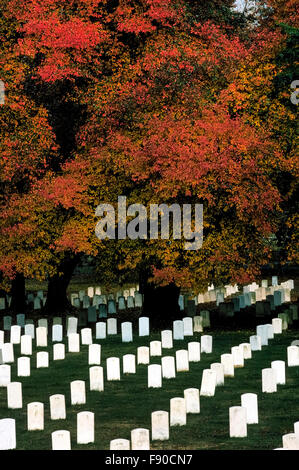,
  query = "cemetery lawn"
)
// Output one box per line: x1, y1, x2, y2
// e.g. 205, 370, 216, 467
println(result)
1, 329, 298, 450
